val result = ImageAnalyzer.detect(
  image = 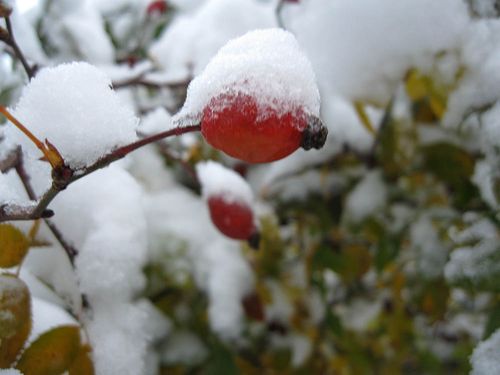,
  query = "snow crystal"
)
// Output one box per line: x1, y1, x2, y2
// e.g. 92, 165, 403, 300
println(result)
23, 245, 81, 312
472, 160, 499, 209
7, 2, 47, 64
344, 170, 387, 223
287, 0, 469, 103
265, 281, 294, 323
410, 215, 448, 279
471, 329, 500, 375
196, 160, 253, 205
445, 218, 500, 288
335, 298, 381, 333
205, 239, 254, 340
40, 0, 114, 63
149, 0, 276, 80
85, 302, 149, 375
143, 185, 255, 340
101, 60, 153, 82
5, 62, 138, 169
0, 170, 23, 205
174, 28, 320, 124
138, 107, 173, 136
445, 20, 500, 128
47, 165, 150, 374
